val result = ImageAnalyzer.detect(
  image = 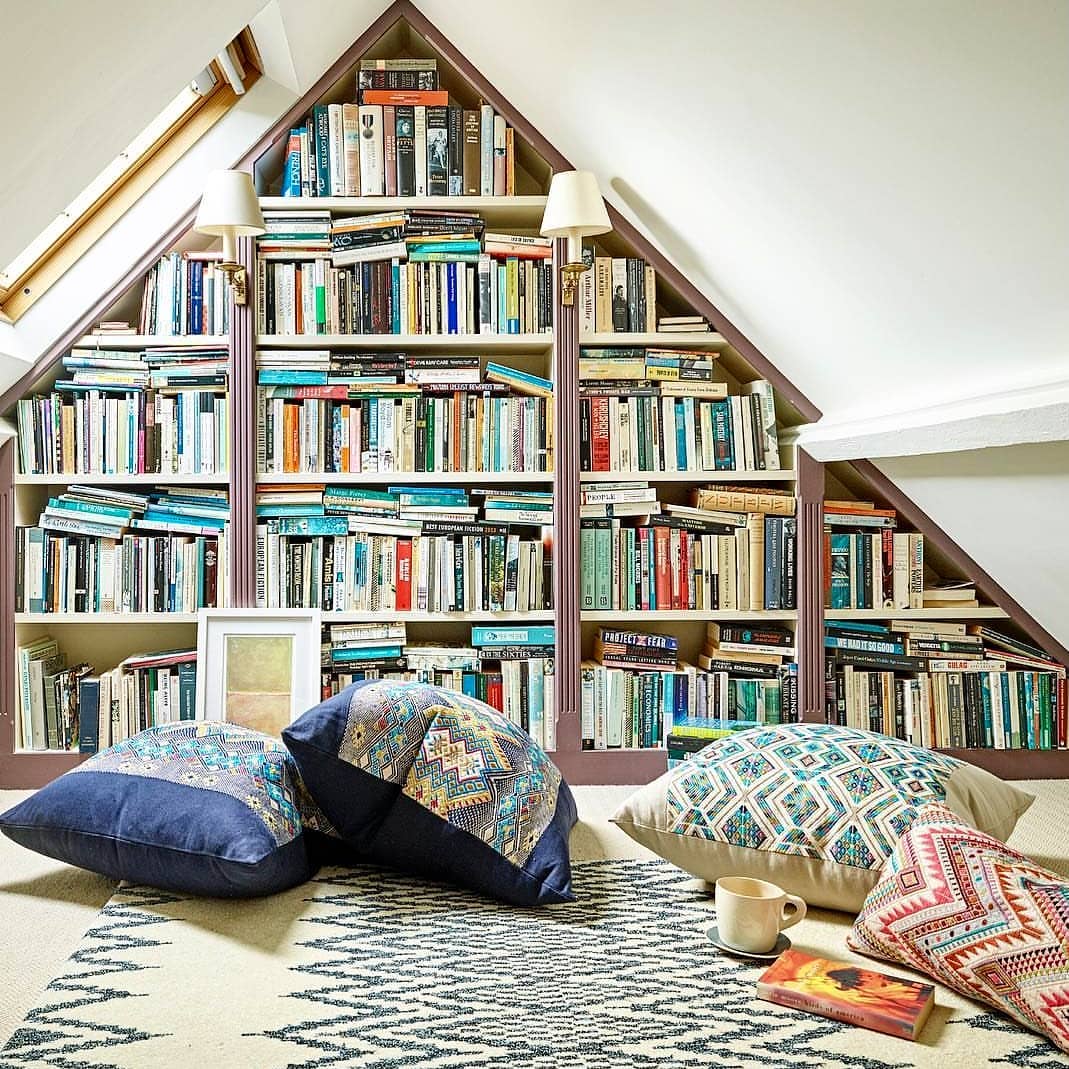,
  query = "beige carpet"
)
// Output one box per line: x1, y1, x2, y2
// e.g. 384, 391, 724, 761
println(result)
1, 782, 1068, 1066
